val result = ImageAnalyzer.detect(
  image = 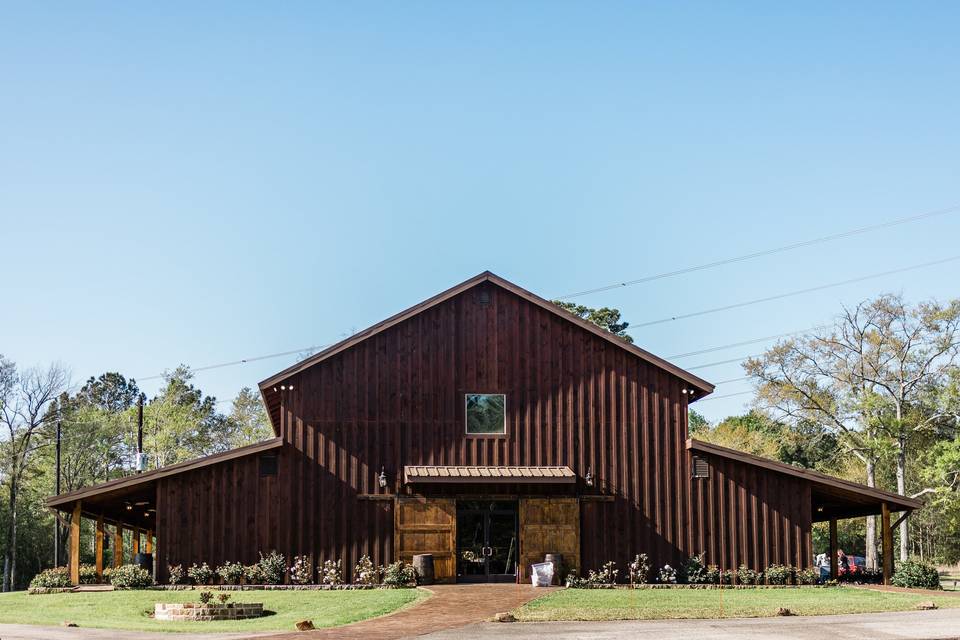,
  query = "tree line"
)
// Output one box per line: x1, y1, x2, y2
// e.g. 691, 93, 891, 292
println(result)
0, 361, 271, 590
